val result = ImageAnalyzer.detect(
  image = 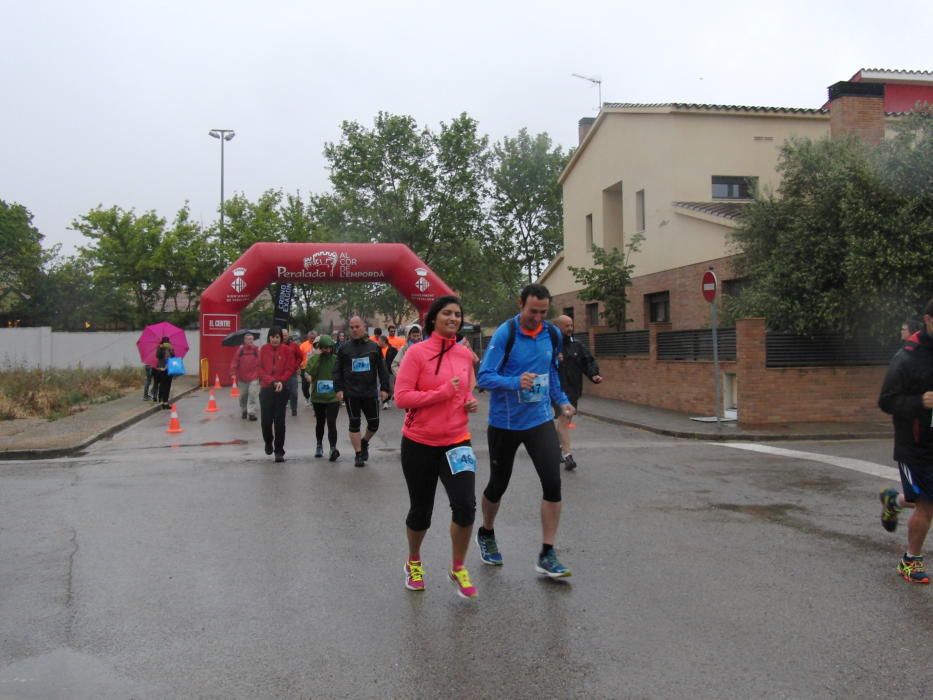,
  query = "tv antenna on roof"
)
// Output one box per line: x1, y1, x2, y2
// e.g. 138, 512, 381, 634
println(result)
572, 73, 602, 111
